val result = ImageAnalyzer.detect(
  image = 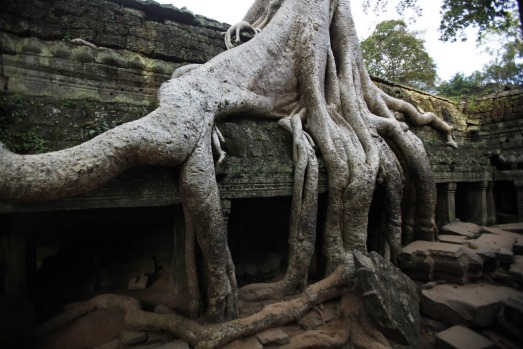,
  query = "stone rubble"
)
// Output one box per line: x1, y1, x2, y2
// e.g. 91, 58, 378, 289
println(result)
400, 221, 523, 349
